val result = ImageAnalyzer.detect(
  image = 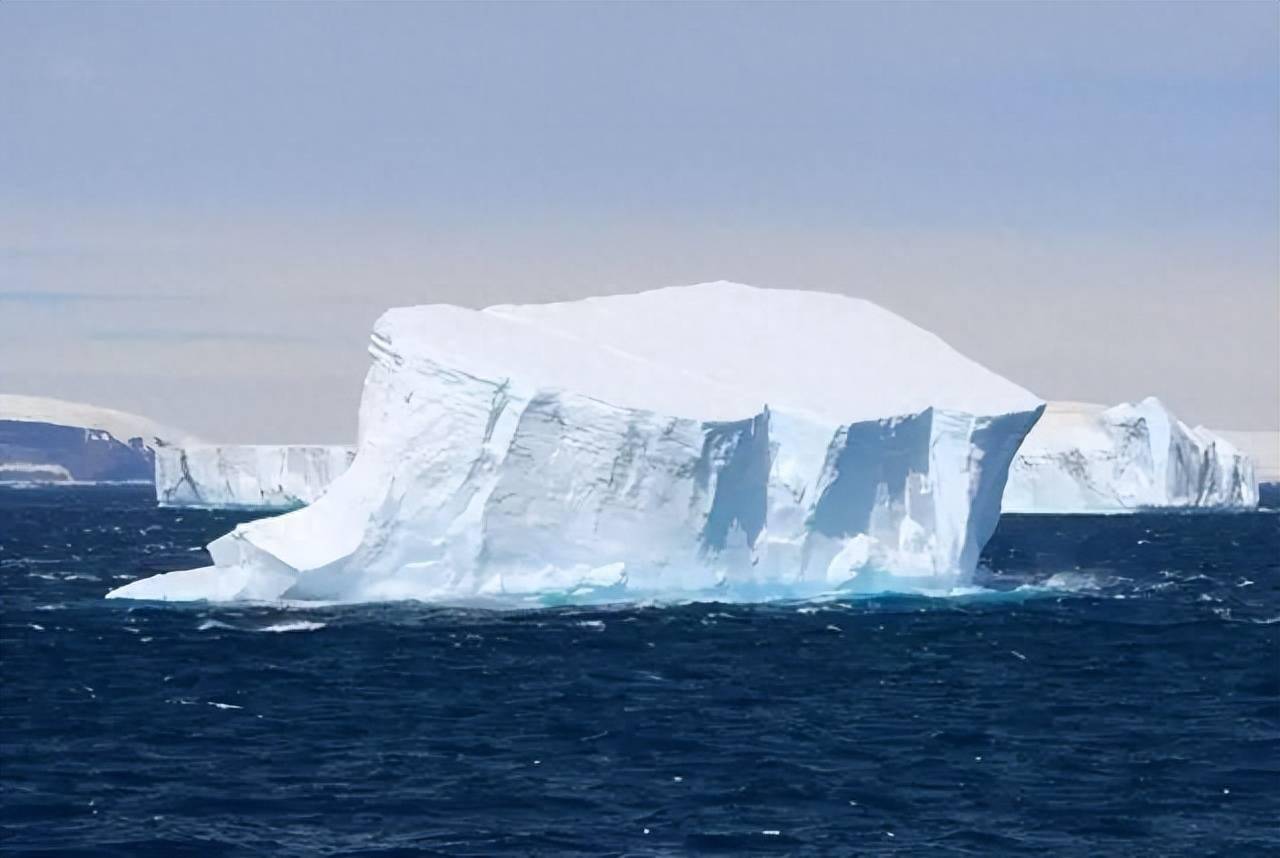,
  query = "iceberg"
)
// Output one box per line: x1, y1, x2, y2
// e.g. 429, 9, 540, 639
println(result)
0, 394, 194, 484
1002, 399, 1258, 513
109, 282, 1044, 604
156, 445, 356, 509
